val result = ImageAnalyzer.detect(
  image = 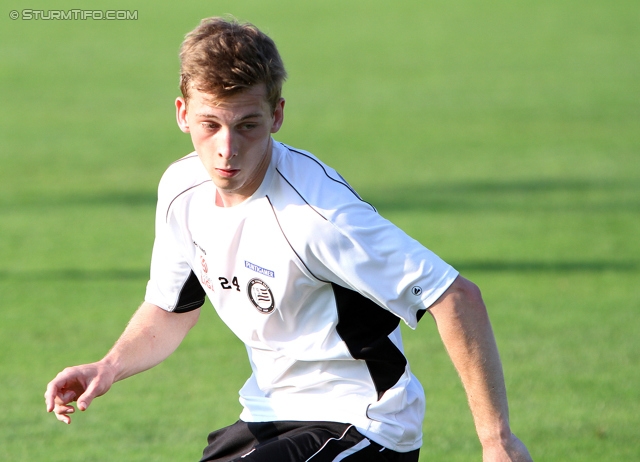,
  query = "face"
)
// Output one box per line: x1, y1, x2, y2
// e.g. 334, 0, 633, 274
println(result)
176, 84, 285, 207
